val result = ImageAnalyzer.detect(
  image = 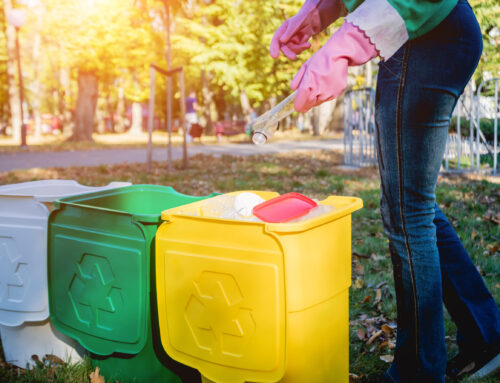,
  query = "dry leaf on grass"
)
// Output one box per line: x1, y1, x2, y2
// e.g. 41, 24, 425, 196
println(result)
381, 324, 394, 334
353, 278, 363, 289
366, 330, 383, 345
31, 355, 44, 368
357, 328, 366, 341
487, 243, 499, 254
90, 367, 105, 383
354, 262, 365, 276
374, 289, 382, 304
43, 354, 64, 365
349, 373, 360, 382
380, 355, 394, 363
361, 295, 372, 304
